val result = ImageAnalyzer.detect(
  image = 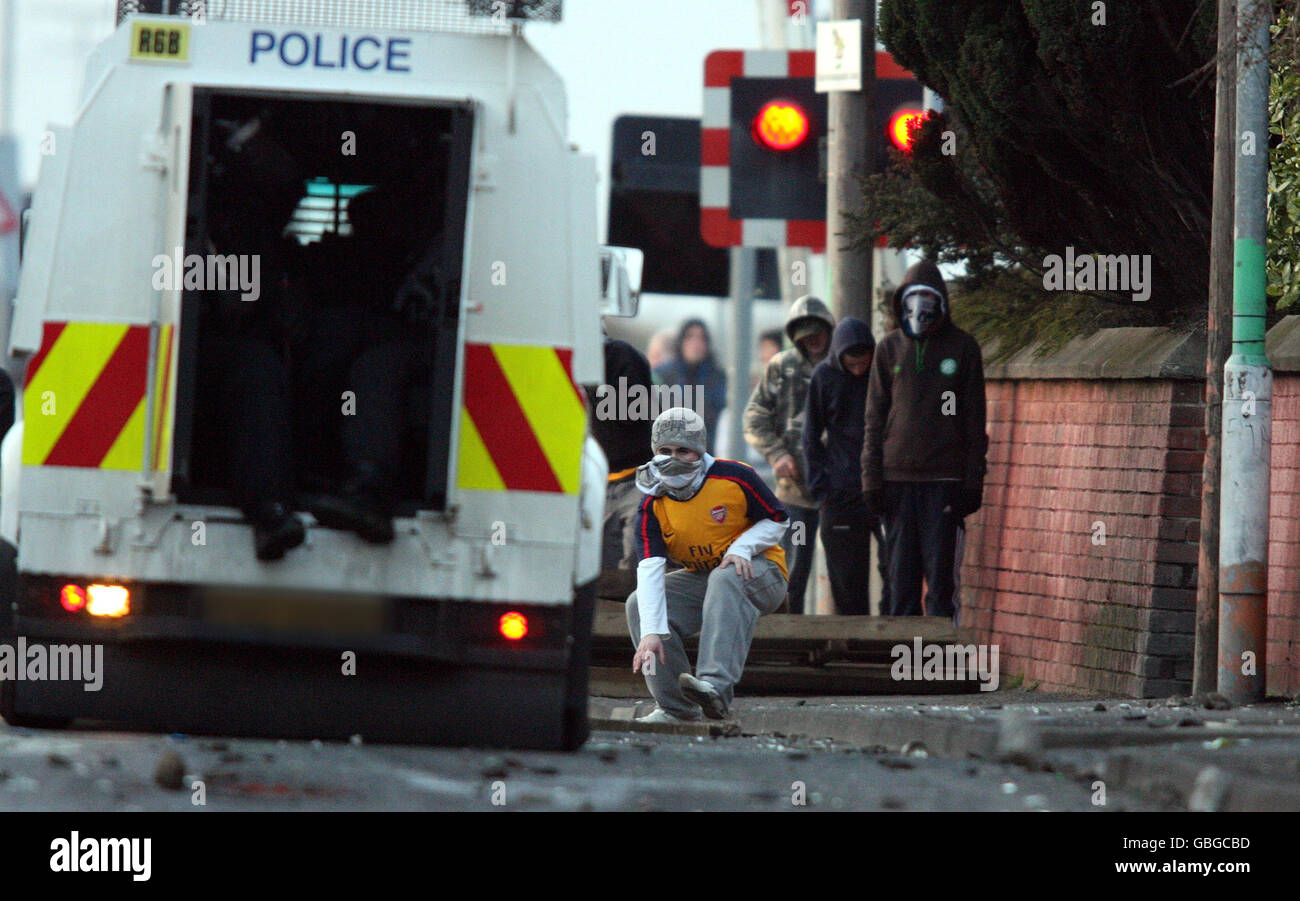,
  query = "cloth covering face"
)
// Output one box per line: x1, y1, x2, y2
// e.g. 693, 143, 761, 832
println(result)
636, 452, 713, 501
635, 459, 789, 580
901, 287, 944, 339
